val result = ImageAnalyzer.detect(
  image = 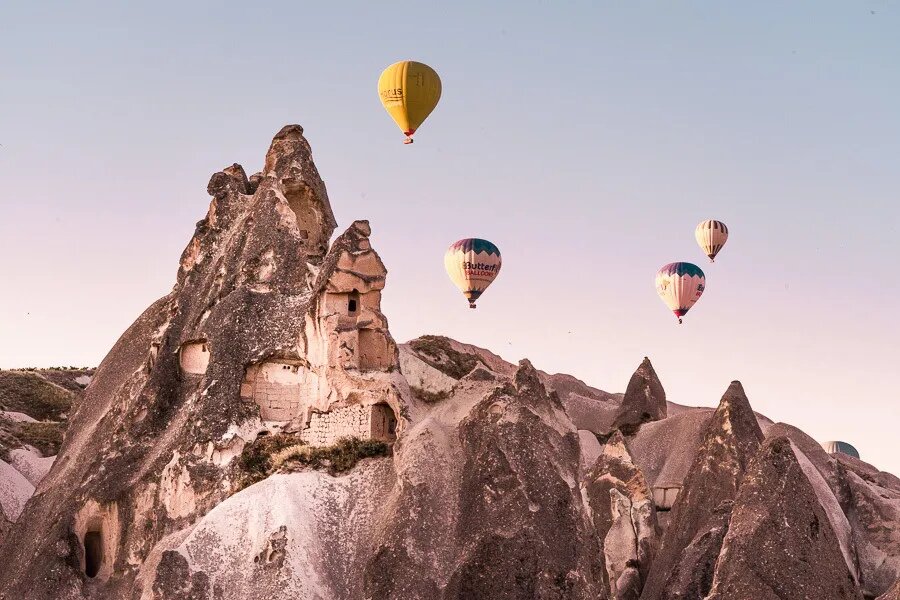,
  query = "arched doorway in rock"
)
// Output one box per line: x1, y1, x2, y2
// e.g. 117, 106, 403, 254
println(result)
84, 530, 103, 578
370, 403, 397, 442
